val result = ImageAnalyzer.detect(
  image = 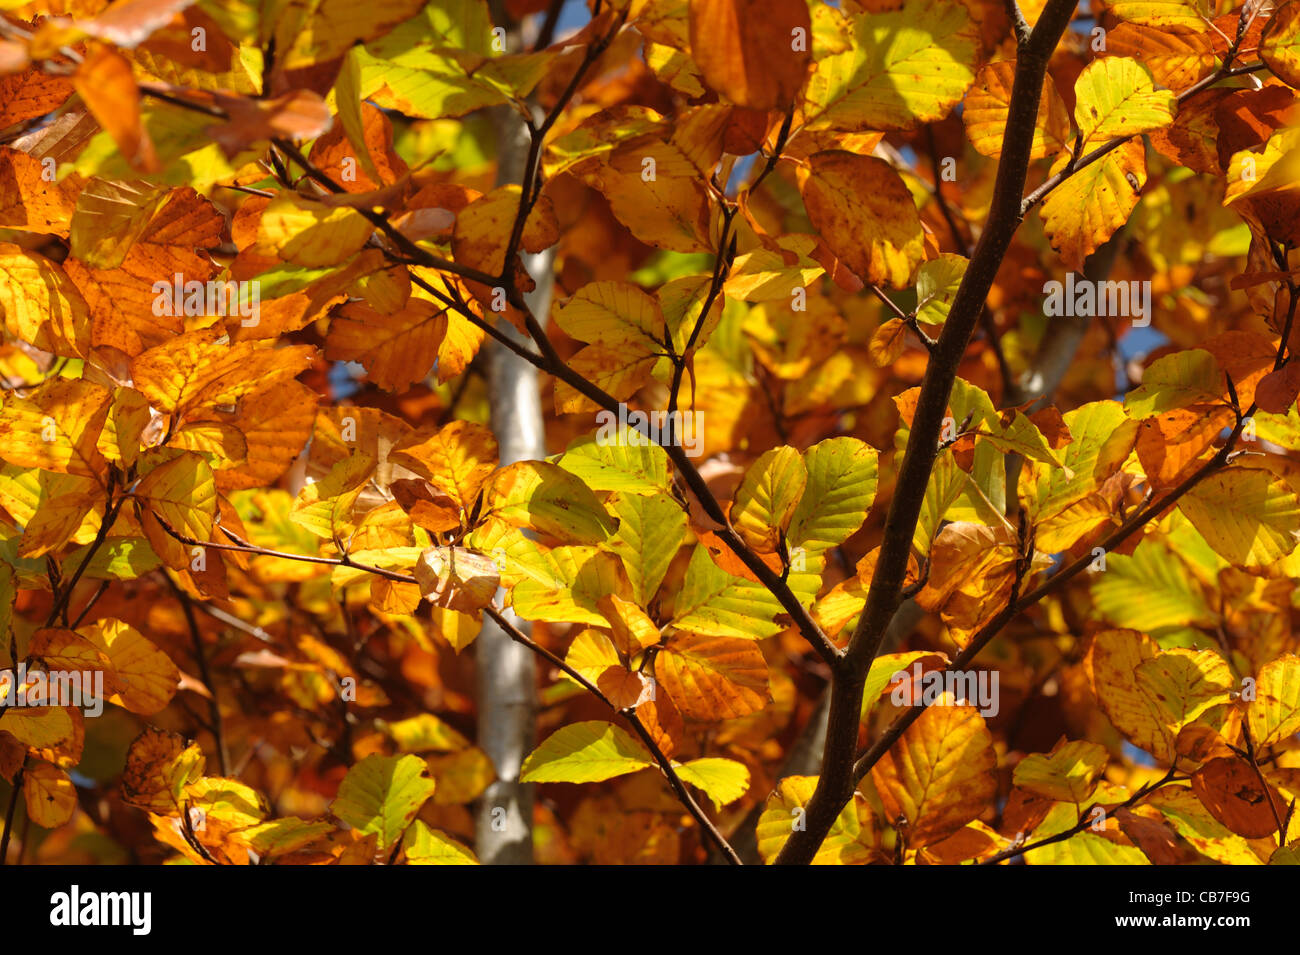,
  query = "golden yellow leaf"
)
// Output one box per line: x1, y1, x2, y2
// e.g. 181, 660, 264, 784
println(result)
256, 194, 374, 267
1041, 138, 1146, 271
390, 420, 498, 517
0, 378, 111, 479
964, 60, 1070, 160
0, 244, 91, 358
1177, 466, 1300, 568
654, 632, 769, 720
872, 702, 997, 847
24, 760, 77, 829
1087, 629, 1234, 764
80, 618, 180, 715
0, 146, 76, 236
326, 298, 448, 392
0, 706, 73, 750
